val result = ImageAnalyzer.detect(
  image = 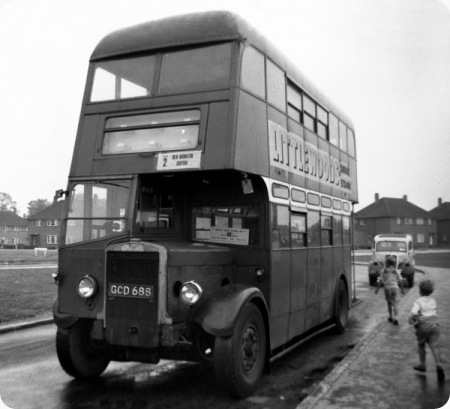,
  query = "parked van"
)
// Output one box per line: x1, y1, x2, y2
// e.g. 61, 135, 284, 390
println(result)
368, 234, 415, 287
